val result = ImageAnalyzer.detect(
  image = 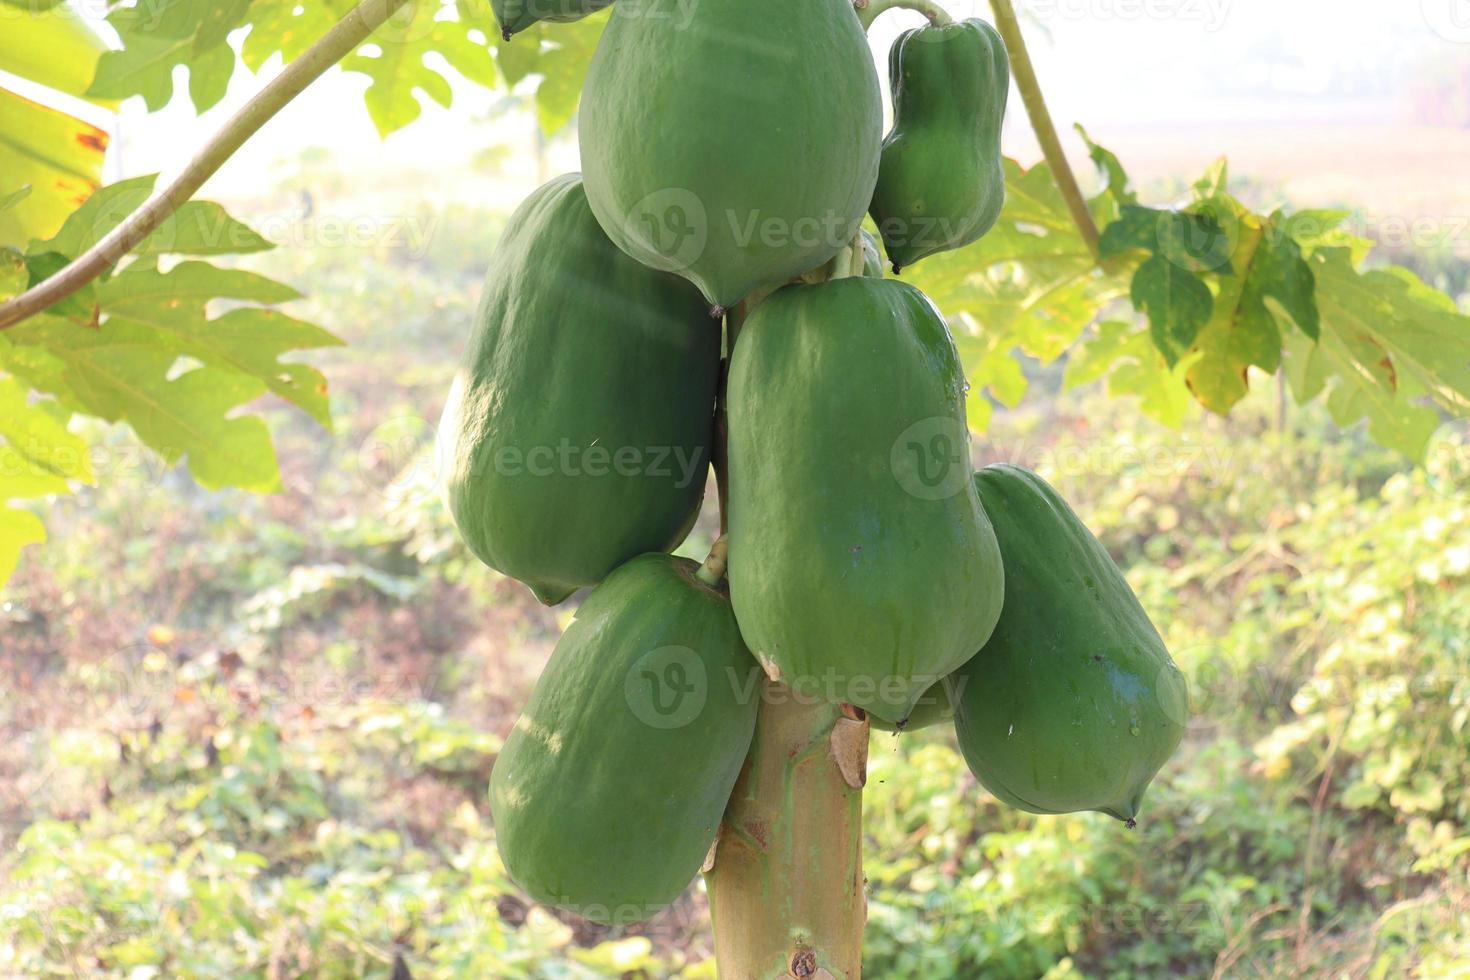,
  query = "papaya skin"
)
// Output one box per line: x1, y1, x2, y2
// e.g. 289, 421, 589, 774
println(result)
726, 278, 1005, 725
869, 674, 962, 734
578, 0, 883, 310
490, 554, 760, 925
954, 465, 1189, 824
491, 0, 612, 38
437, 174, 718, 605
870, 19, 1011, 272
